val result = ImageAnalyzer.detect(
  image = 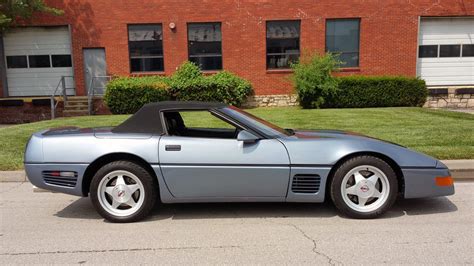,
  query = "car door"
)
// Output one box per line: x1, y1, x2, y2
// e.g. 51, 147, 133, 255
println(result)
158, 110, 290, 199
